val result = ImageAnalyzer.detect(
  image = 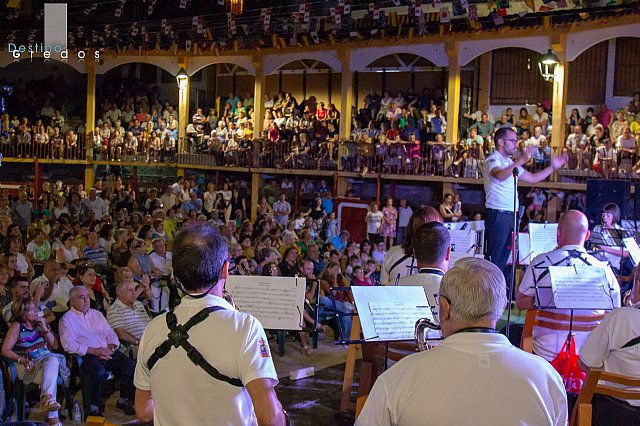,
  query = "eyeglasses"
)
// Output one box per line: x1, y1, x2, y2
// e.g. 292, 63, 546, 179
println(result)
434, 293, 451, 307
501, 138, 518, 143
